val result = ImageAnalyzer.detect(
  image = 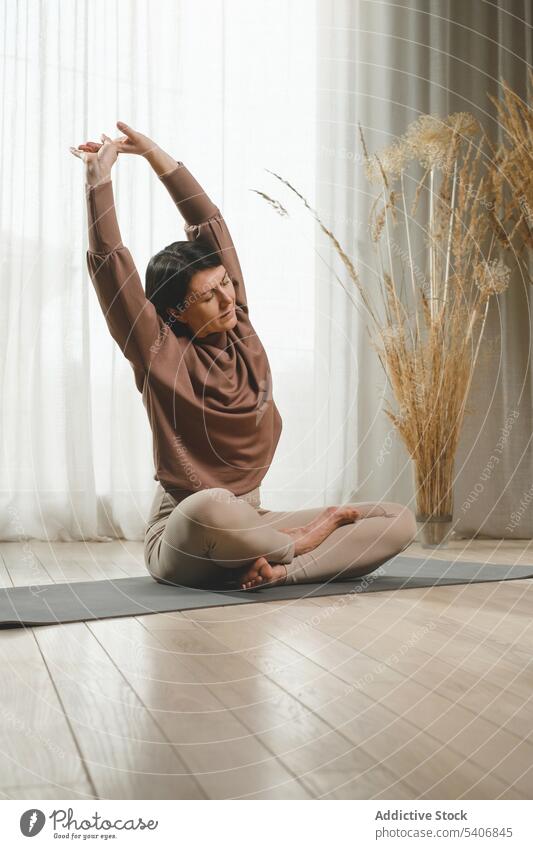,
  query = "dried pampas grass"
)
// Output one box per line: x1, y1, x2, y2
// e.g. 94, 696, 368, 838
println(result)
486, 70, 533, 267
256, 107, 515, 521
